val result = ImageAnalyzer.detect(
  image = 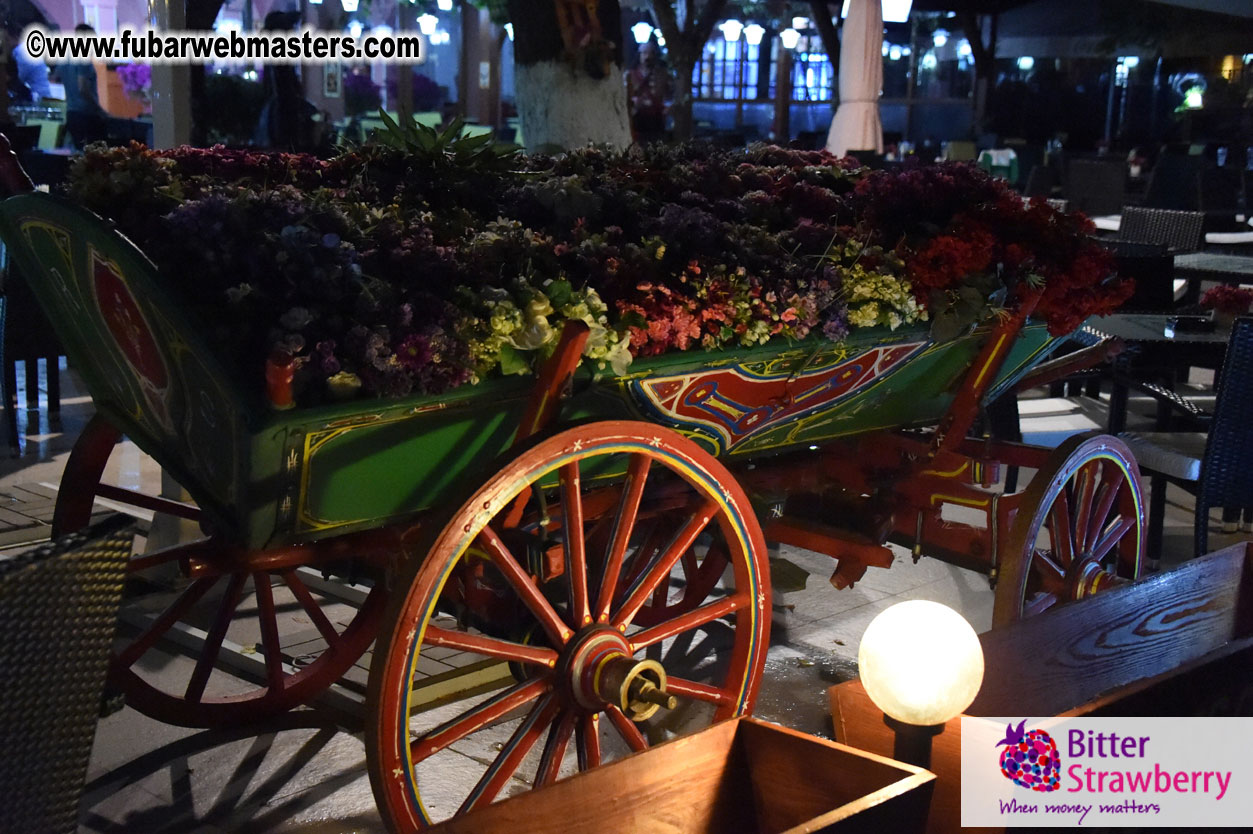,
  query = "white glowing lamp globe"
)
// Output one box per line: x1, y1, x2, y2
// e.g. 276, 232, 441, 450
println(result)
744, 23, 765, 46
858, 600, 984, 726
436, 0, 453, 9
720, 19, 743, 42
631, 21, 653, 44
417, 13, 438, 35
504, 22, 513, 41
780, 27, 801, 50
